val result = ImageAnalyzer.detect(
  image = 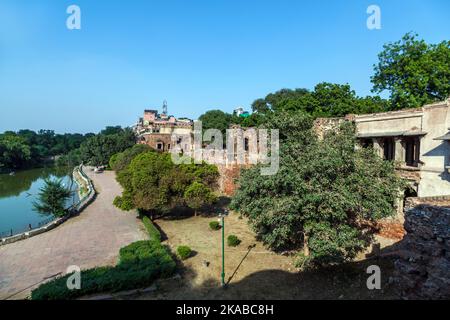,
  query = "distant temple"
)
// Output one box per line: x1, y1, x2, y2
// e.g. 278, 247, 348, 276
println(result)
134, 101, 193, 152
